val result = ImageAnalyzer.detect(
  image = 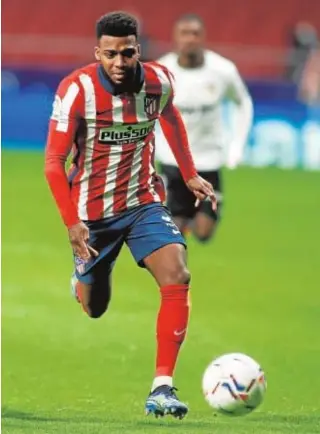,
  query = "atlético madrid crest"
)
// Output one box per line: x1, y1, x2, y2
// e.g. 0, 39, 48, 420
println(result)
75, 256, 86, 274
144, 94, 158, 116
